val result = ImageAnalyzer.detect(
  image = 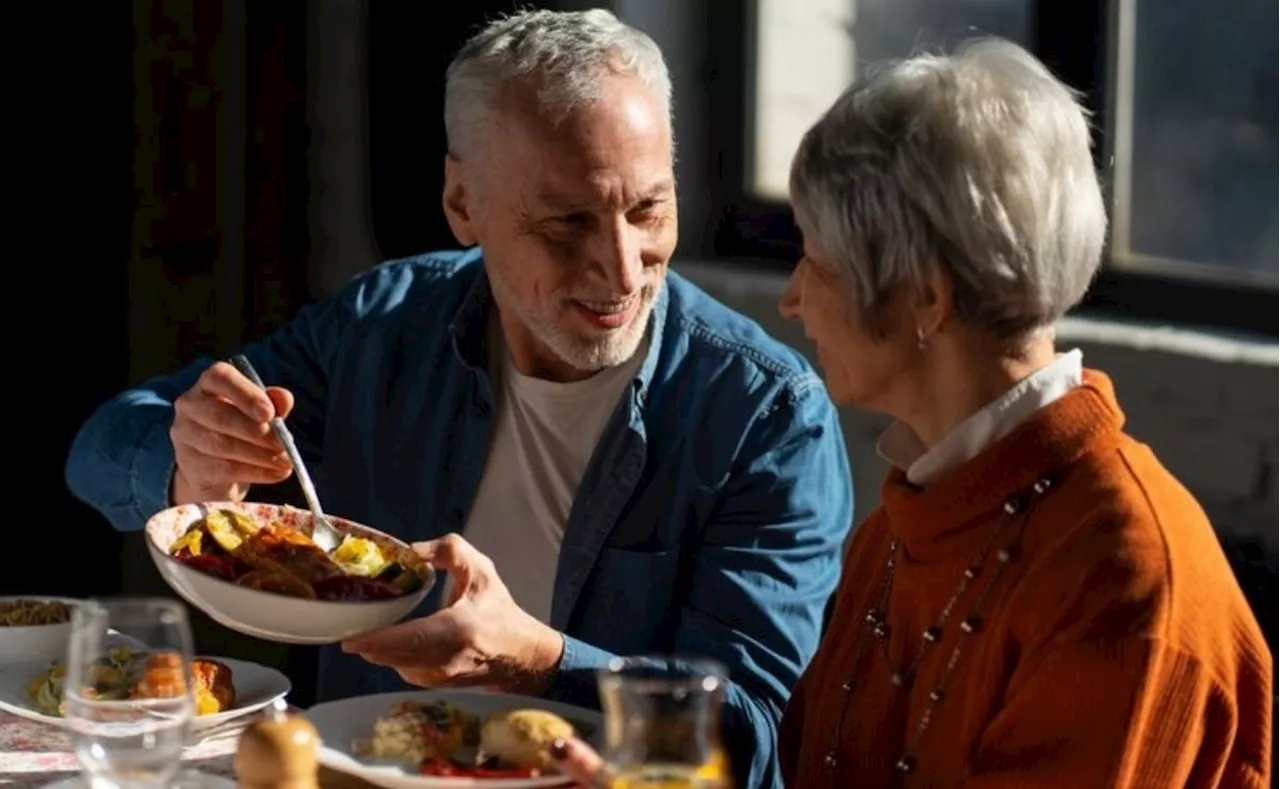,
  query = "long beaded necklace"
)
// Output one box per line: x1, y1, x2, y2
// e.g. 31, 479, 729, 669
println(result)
820, 474, 1058, 783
